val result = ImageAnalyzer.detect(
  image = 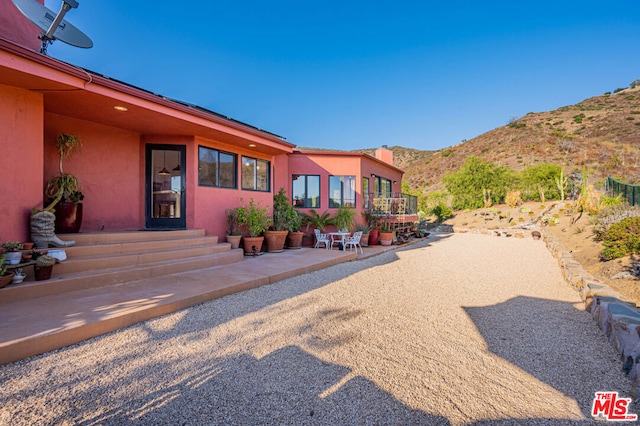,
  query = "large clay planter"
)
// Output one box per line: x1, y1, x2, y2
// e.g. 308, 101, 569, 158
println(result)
54, 202, 83, 233
263, 230, 288, 253
242, 236, 264, 255
226, 235, 242, 249
360, 232, 370, 247
286, 231, 304, 249
369, 229, 380, 245
0, 272, 14, 289
380, 231, 394, 246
